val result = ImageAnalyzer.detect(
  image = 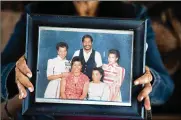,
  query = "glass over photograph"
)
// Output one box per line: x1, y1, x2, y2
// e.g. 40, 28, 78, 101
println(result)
35, 26, 134, 106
